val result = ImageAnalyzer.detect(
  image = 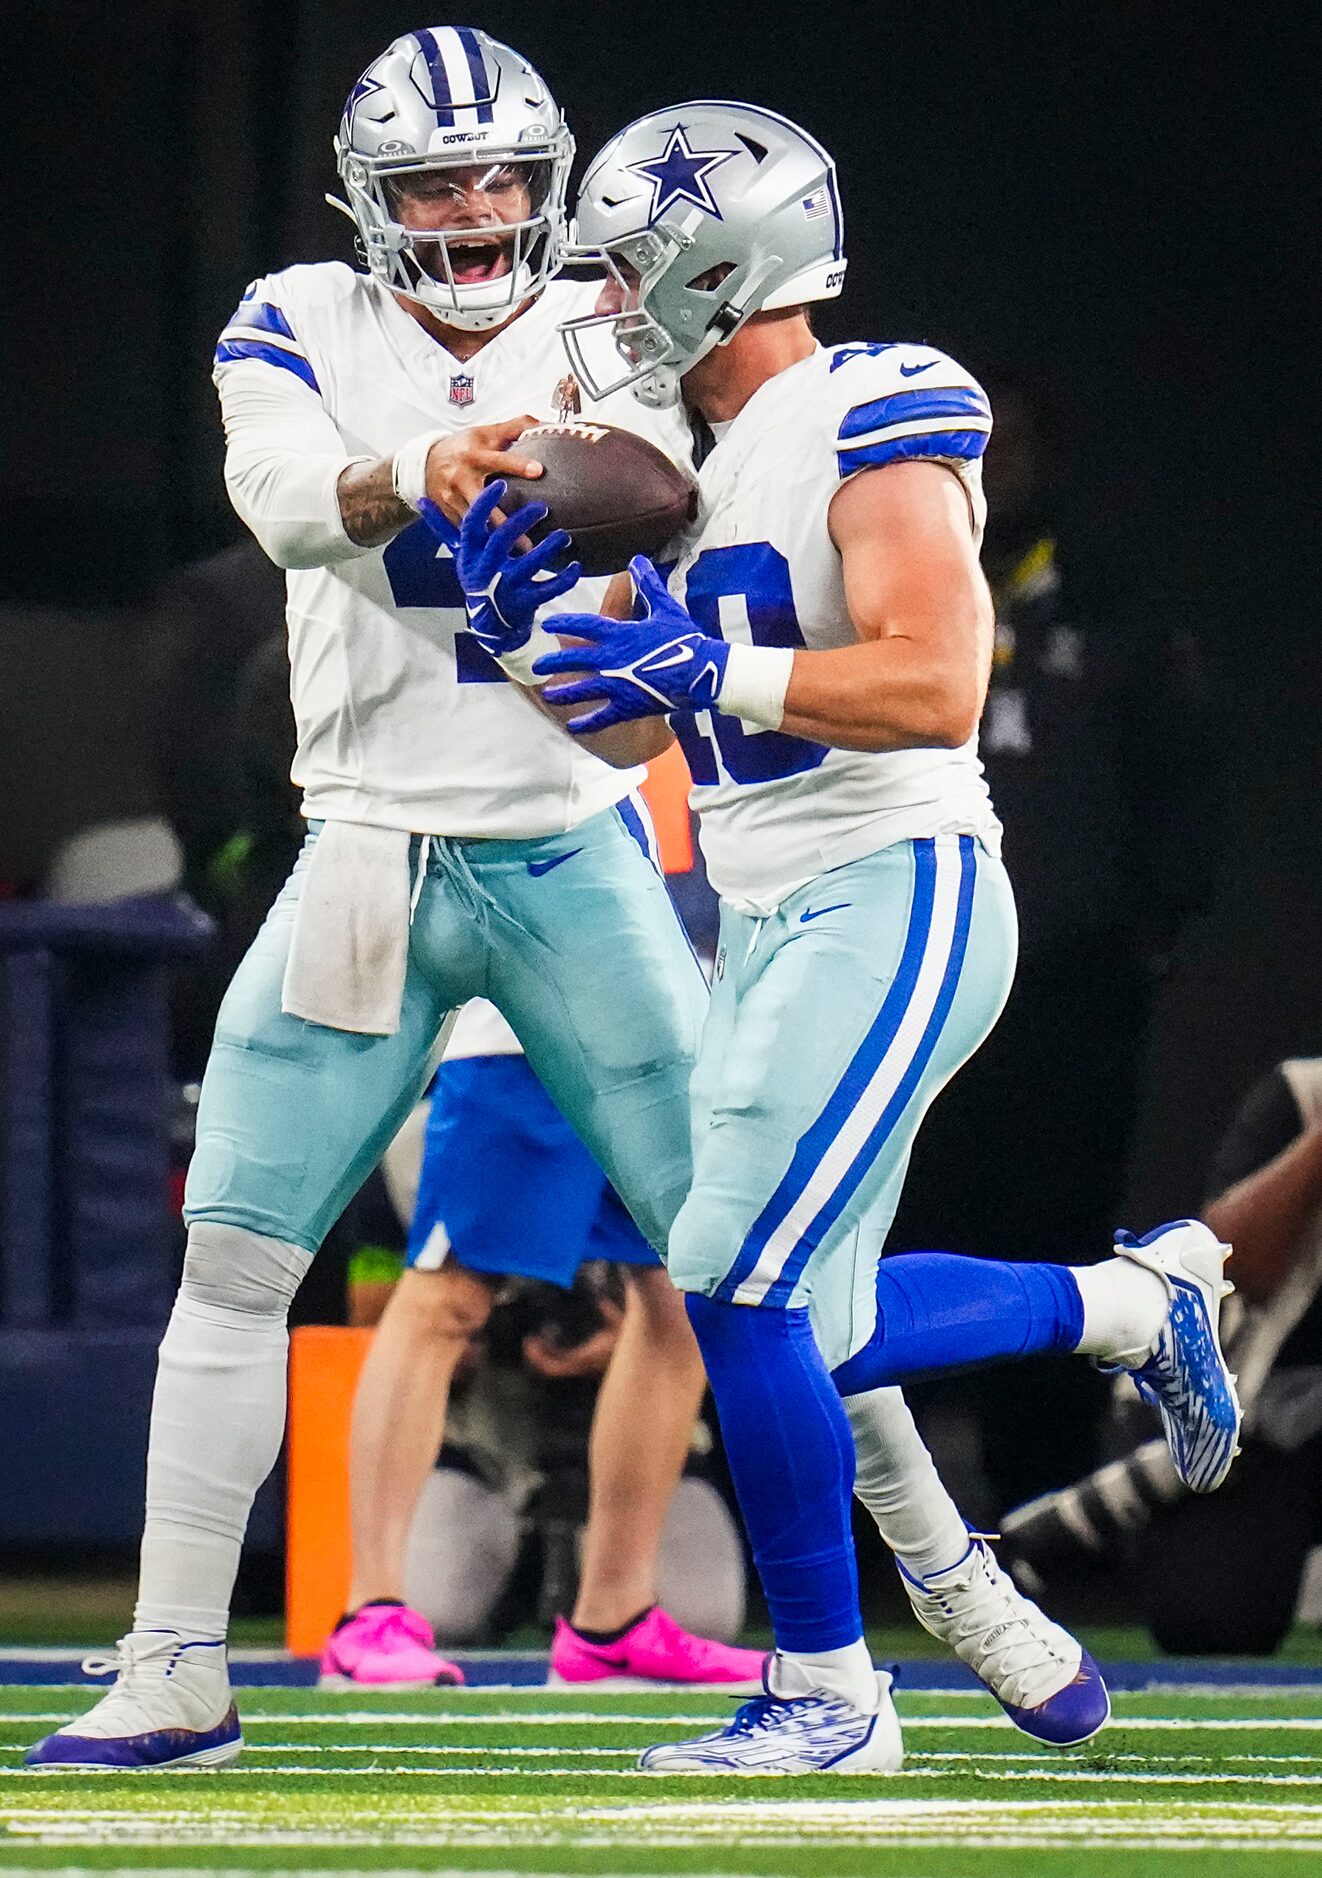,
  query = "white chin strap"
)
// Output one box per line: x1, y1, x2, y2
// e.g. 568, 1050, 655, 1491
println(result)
404, 258, 538, 331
